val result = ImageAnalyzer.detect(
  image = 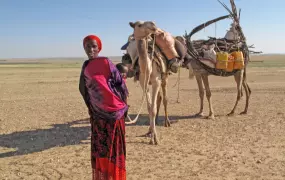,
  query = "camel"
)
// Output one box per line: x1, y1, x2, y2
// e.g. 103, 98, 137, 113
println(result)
124, 34, 171, 129
125, 21, 173, 145
186, 57, 250, 119
176, 21, 251, 119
